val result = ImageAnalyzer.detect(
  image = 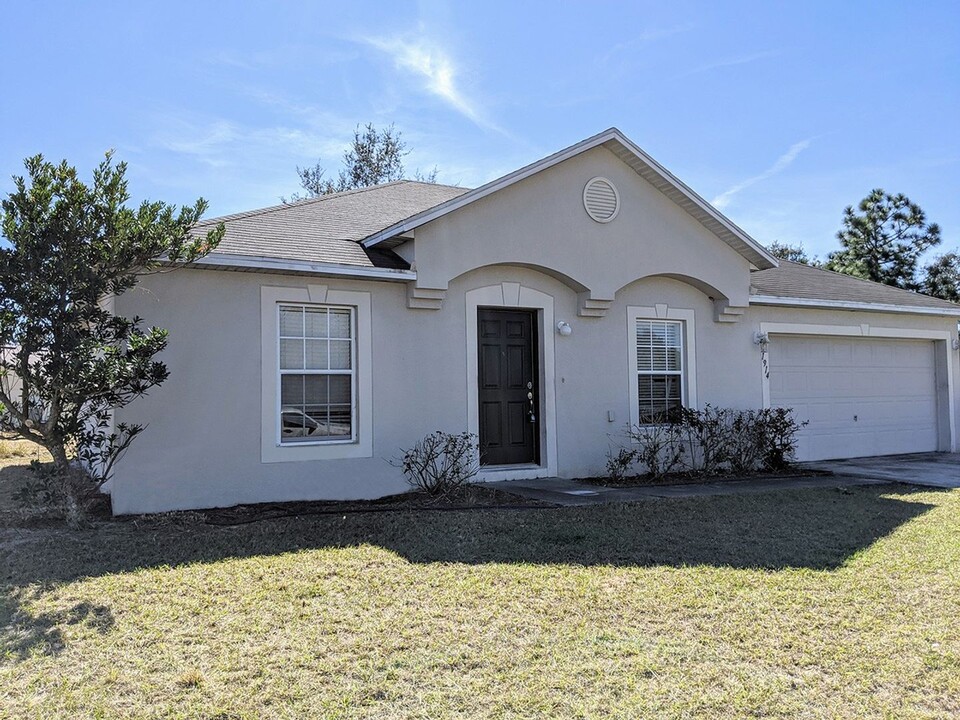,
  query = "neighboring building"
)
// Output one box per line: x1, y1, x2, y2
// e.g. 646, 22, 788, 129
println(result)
109, 128, 960, 514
